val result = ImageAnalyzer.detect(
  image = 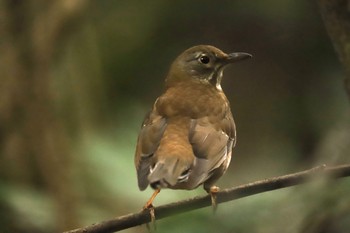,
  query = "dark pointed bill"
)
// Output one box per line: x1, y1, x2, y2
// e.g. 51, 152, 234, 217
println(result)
227, 52, 252, 63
